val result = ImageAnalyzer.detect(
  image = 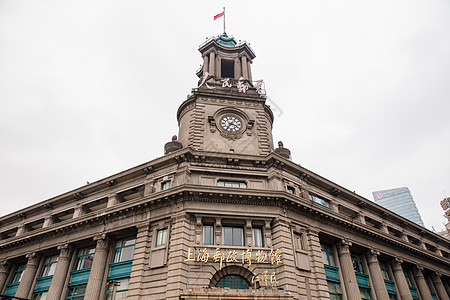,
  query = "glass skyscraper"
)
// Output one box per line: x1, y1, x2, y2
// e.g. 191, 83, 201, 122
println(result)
372, 187, 425, 227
